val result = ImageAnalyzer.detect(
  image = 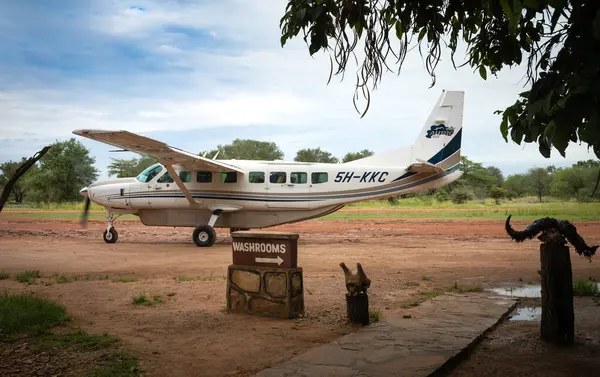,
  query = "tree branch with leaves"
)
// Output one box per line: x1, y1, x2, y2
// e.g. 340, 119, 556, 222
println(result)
280, 0, 600, 161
